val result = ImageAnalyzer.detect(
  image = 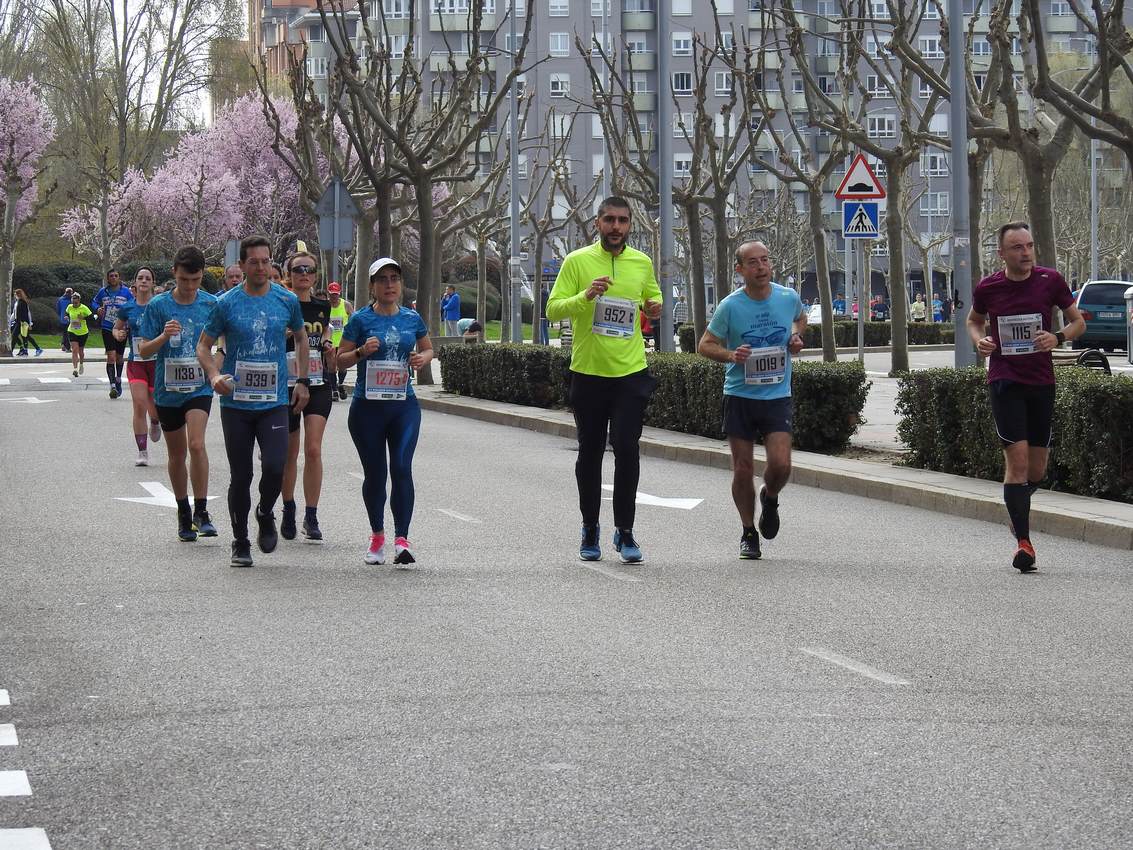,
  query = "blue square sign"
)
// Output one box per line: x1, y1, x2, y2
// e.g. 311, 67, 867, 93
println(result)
842, 201, 880, 239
